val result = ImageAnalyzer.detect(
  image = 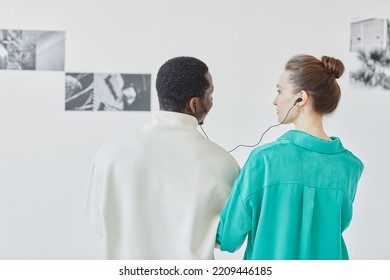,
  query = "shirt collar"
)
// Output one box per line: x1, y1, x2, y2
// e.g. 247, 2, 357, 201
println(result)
278, 130, 345, 154
140, 110, 204, 139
